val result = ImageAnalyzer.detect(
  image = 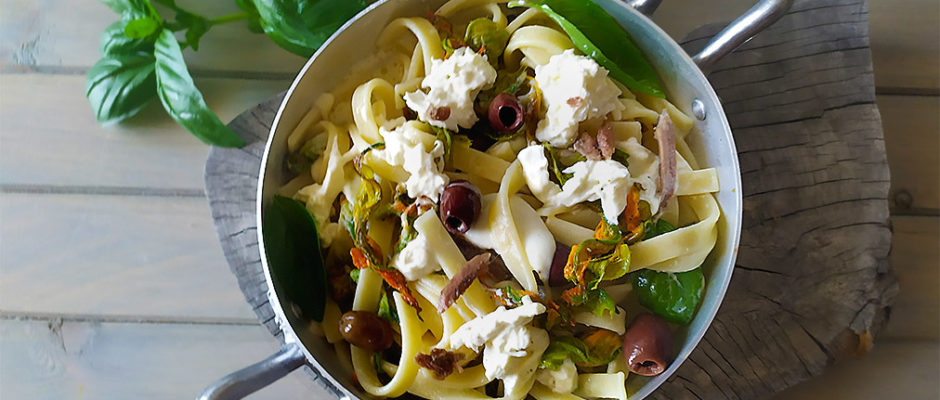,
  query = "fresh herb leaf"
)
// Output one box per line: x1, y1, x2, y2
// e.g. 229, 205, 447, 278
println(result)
175, 10, 212, 50
541, 329, 622, 369
262, 195, 328, 321
377, 290, 400, 323
644, 218, 676, 239
252, 0, 368, 57
349, 268, 360, 283
100, 0, 151, 17
464, 18, 509, 66
124, 16, 161, 38
633, 267, 704, 324
542, 143, 572, 185
153, 30, 245, 147
101, 21, 155, 55
86, 52, 157, 125
235, 0, 264, 33
611, 149, 630, 167
508, 0, 664, 97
